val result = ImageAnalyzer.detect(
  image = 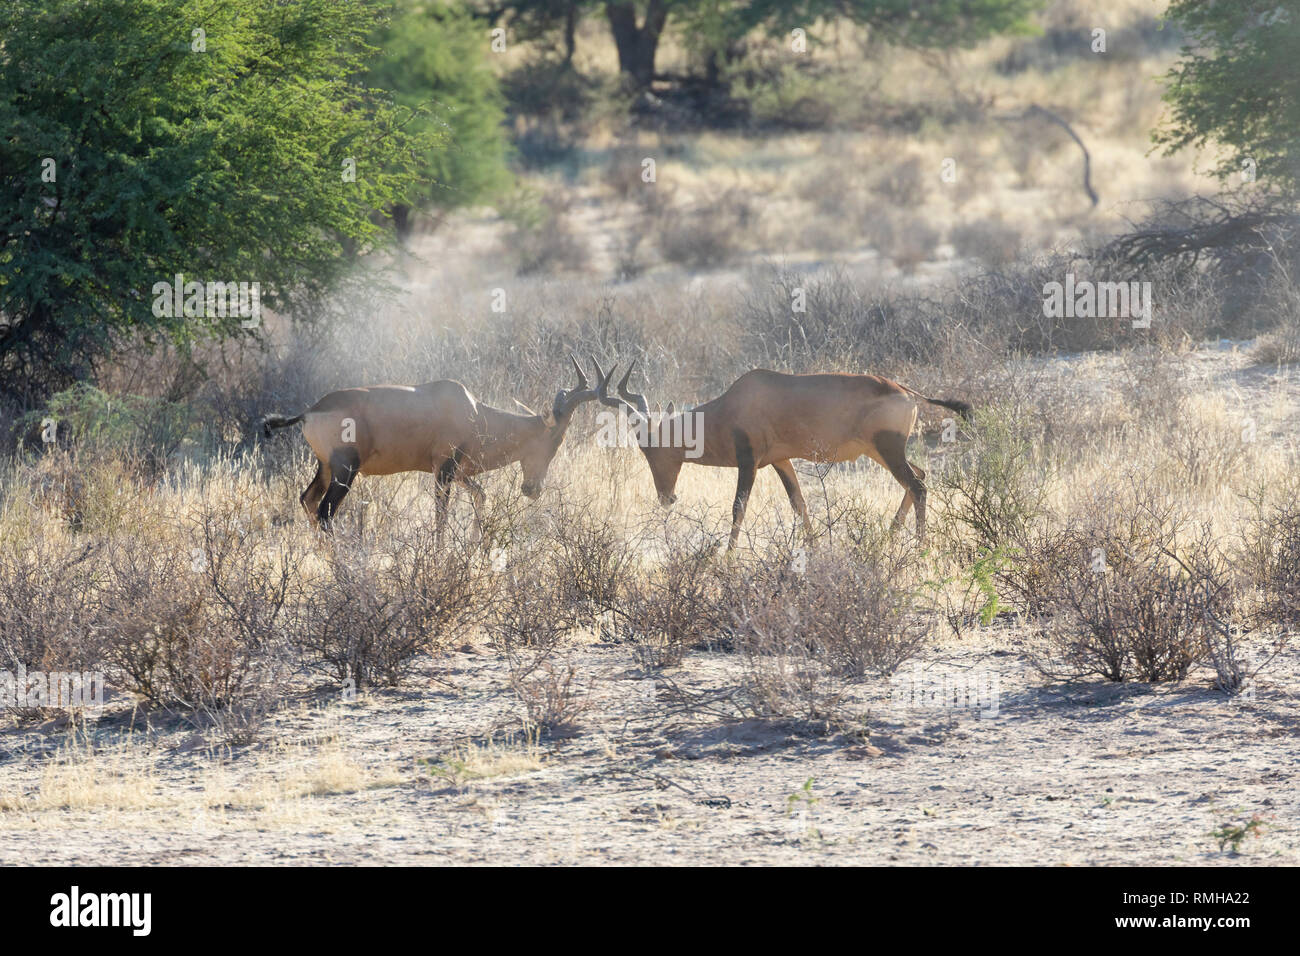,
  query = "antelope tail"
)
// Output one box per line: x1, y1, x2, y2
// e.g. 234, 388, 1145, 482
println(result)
897, 384, 973, 423
261, 413, 304, 439
924, 396, 974, 422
